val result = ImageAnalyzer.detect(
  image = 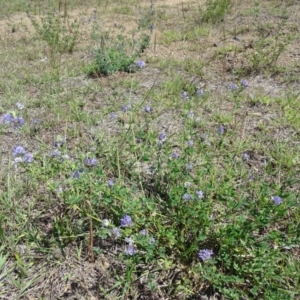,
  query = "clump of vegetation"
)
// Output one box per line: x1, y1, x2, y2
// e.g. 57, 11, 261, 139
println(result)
88, 33, 150, 76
